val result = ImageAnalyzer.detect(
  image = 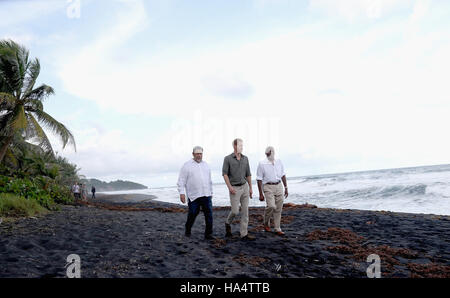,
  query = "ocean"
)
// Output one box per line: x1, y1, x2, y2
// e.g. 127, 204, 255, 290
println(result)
99, 164, 450, 216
